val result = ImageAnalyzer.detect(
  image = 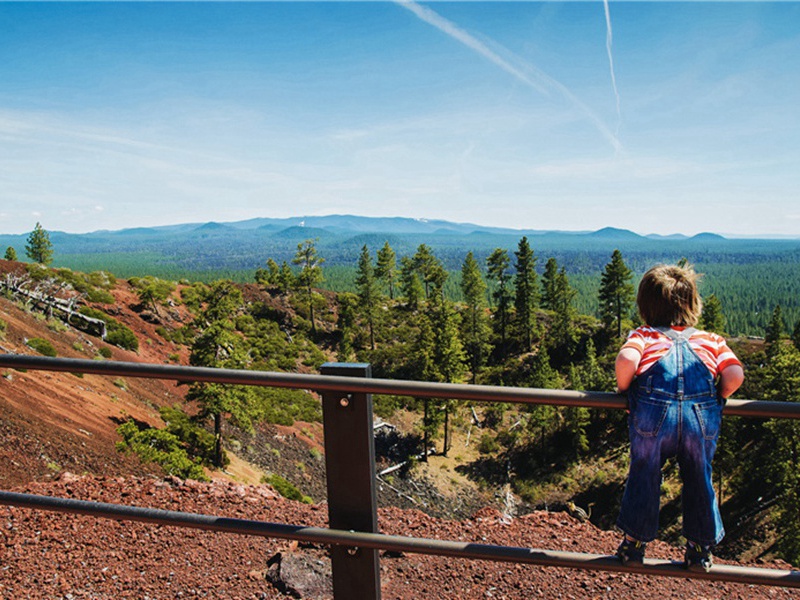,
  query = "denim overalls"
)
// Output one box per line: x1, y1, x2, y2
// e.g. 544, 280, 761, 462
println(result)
616, 327, 725, 547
